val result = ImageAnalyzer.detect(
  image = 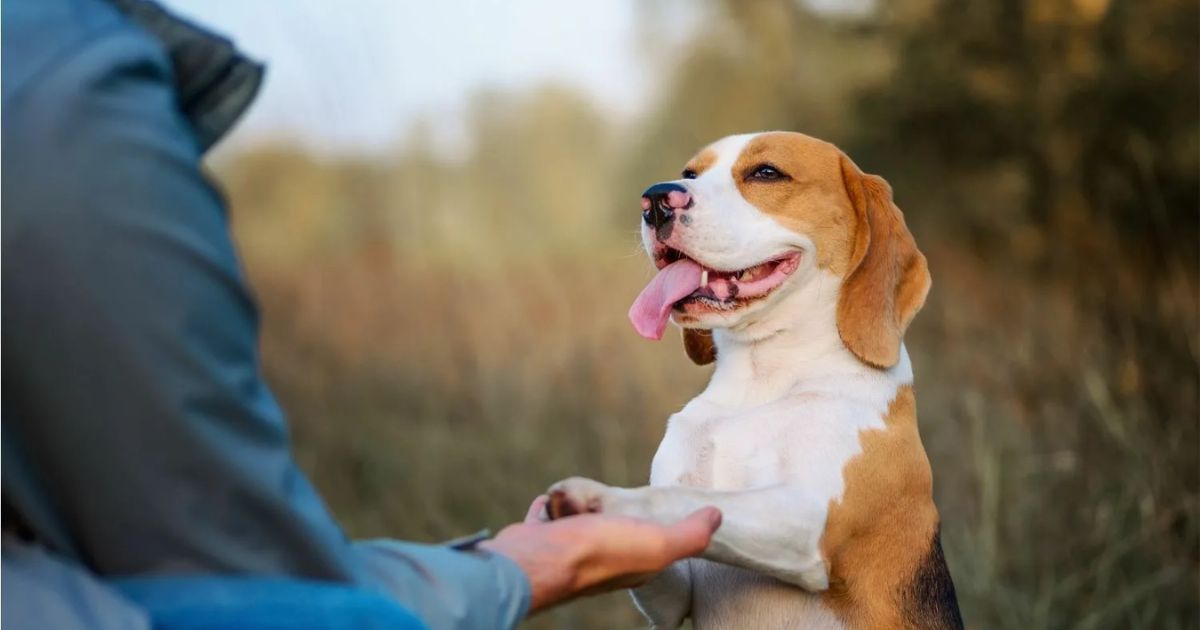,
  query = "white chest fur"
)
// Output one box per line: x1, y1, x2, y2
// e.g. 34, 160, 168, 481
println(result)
641, 342, 912, 629
651, 350, 911, 496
